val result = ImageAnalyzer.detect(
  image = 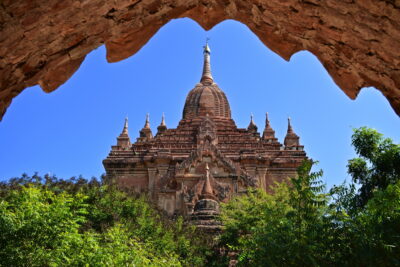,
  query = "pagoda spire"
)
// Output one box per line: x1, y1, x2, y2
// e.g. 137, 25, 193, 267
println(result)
247, 113, 258, 132
284, 116, 300, 148
200, 163, 215, 200
157, 112, 167, 134
160, 112, 166, 126
265, 112, 271, 128
200, 39, 214, 85
116, 117, 131, 148
287, 117, 294, 134
262, 112, 276, 140
144, 113, 150, 129
122, 117, 129, 134
139, 113, 153, 139
192, 163, 220, 232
